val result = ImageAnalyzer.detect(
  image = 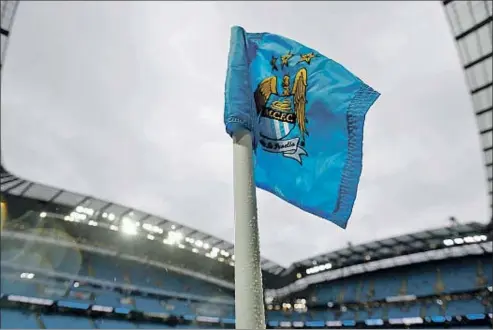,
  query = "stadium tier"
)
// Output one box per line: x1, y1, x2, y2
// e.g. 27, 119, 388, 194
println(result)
0, 189, 492, 329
